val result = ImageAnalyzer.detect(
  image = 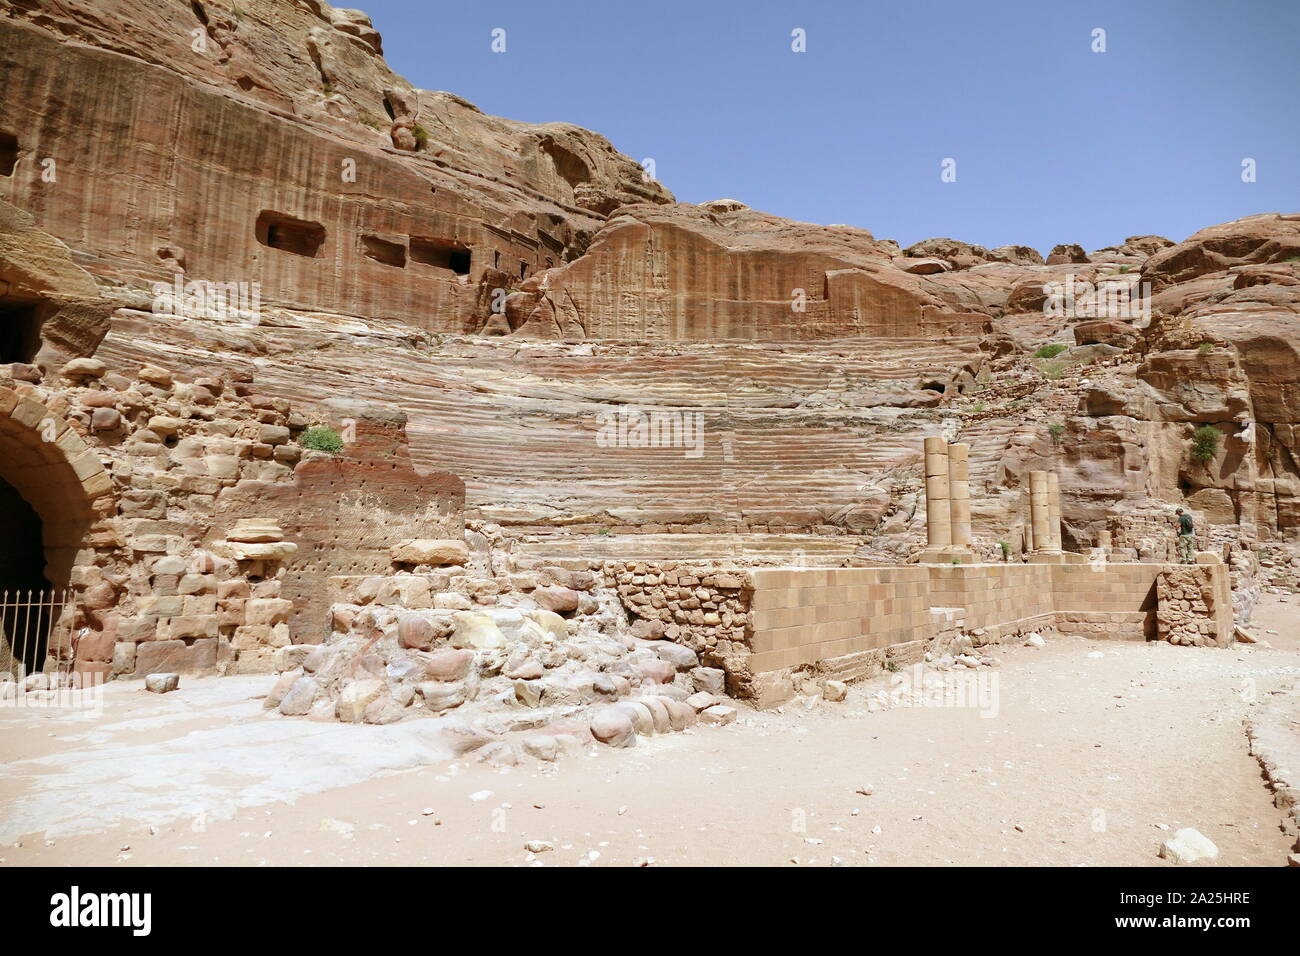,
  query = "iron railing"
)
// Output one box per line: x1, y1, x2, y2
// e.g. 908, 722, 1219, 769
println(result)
0, 587, 76, 685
